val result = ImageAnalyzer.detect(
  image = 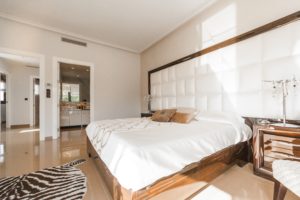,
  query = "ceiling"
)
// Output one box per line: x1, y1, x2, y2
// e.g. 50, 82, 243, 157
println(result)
60, 63, 90, 80
0, 52, 40, 67
0, 0, 215, 52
